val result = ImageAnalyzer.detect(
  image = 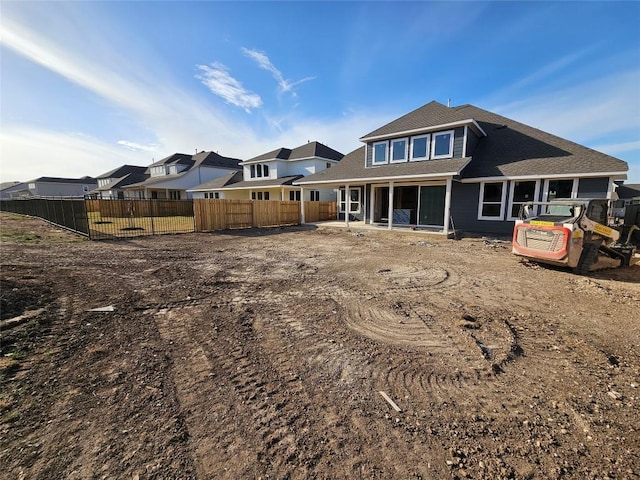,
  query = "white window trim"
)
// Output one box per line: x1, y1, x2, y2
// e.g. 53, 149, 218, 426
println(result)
390, 137, 409, 164
339, 187, 361, 213
431, 130, 455, 160
410, 134, 430, 162
542, 178, 578, 202
372, 141, 388, 165
507, 180, 540, 221
477, 181, 507, 221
